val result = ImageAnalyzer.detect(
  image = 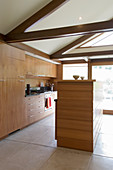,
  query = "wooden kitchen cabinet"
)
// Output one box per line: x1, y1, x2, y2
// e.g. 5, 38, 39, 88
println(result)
25, 94, 45, 125
0, 80, 7, 138
25, 55, 57, 78
6, 58, 25, 79
0, 43, 25, 61
6, 79, 26, 134
25, 93, 55, 125
26, 55, 35, 75
0, 44, 25, 79
0, 43, 27, 139
0, 56, 6, 79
